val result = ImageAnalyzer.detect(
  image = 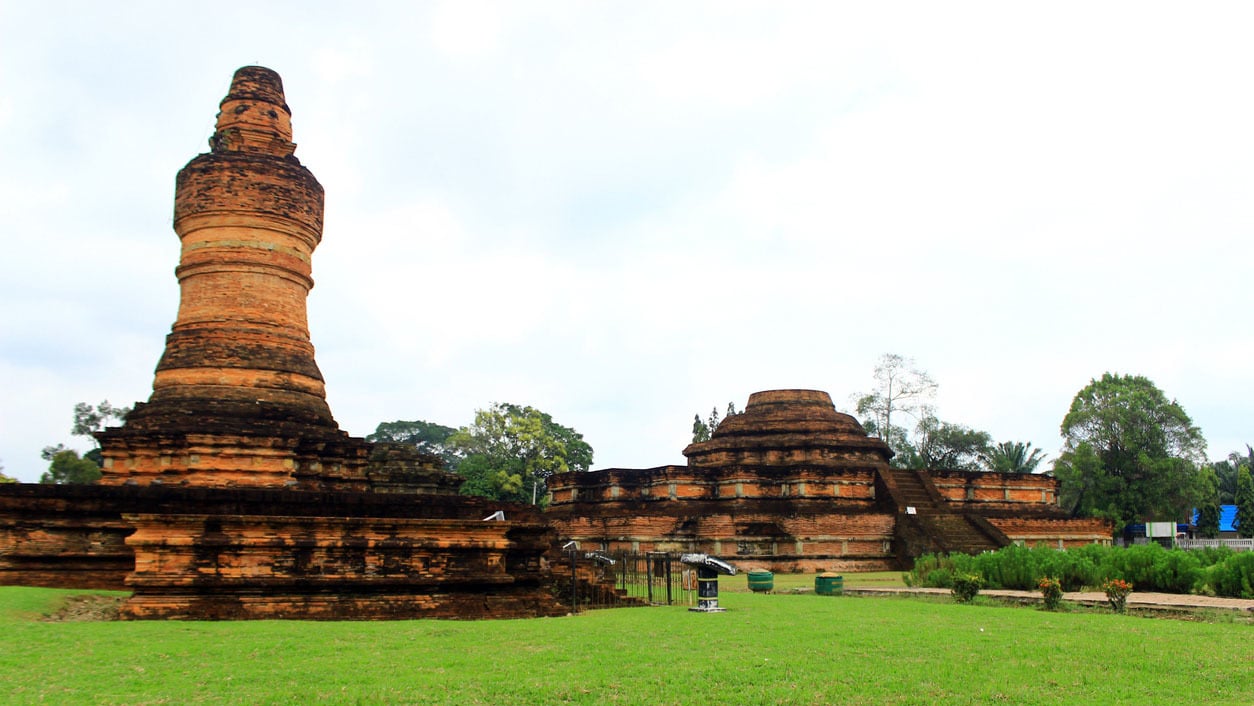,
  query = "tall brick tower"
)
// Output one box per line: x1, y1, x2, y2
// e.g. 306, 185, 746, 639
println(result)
144, 66, 334, 434
97, 67, 453, 491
